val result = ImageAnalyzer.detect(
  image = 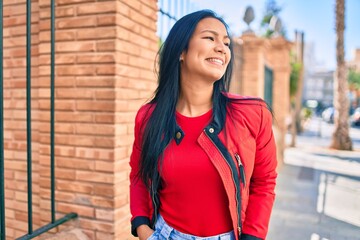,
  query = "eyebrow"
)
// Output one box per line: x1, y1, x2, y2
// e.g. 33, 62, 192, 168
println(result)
200, 30, 230, 40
